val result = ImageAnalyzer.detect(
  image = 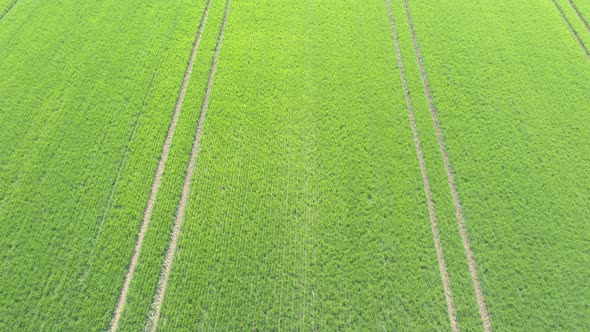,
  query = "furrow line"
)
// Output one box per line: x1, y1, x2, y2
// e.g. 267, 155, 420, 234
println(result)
567, 0, 590, 34
385, 1, 458, 331
402, 0, 492, 330
144, 0, 231, 330
109, 1, 213, 330
83, 118, 139, 280
0, 0, 17, 22
551, 0, 590, 58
